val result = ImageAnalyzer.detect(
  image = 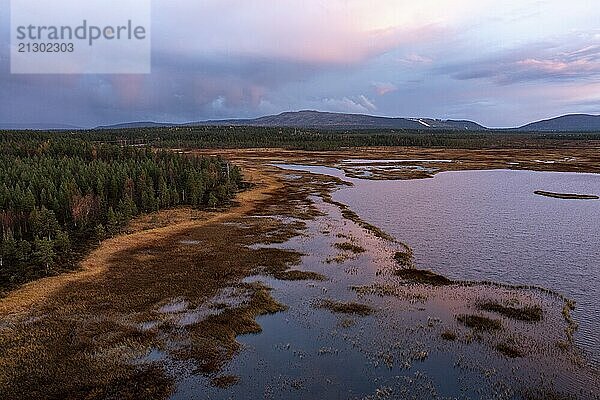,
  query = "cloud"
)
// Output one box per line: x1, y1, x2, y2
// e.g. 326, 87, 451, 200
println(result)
400, 54, 433, 65
320, 95, 377, 114
1, 0, 600, 127
443, 36, 600, 84
372, 82, 398, 96
153, 0, 451, 66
